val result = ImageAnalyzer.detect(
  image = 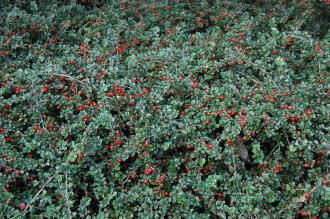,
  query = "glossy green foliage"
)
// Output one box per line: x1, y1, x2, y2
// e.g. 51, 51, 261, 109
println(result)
0, 0, 329, 218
